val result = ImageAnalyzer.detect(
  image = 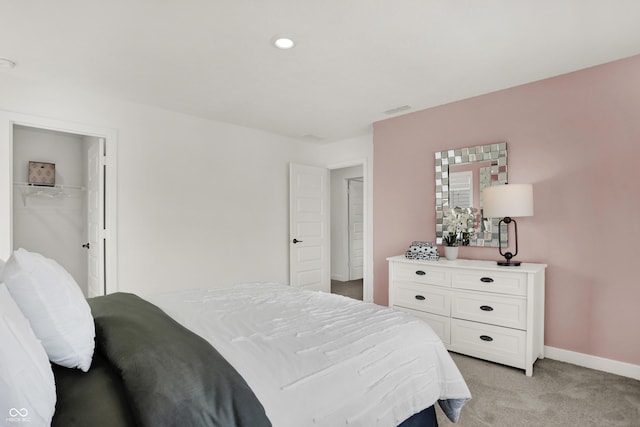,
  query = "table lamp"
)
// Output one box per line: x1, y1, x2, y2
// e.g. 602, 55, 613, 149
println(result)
482, 183, 534, 266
